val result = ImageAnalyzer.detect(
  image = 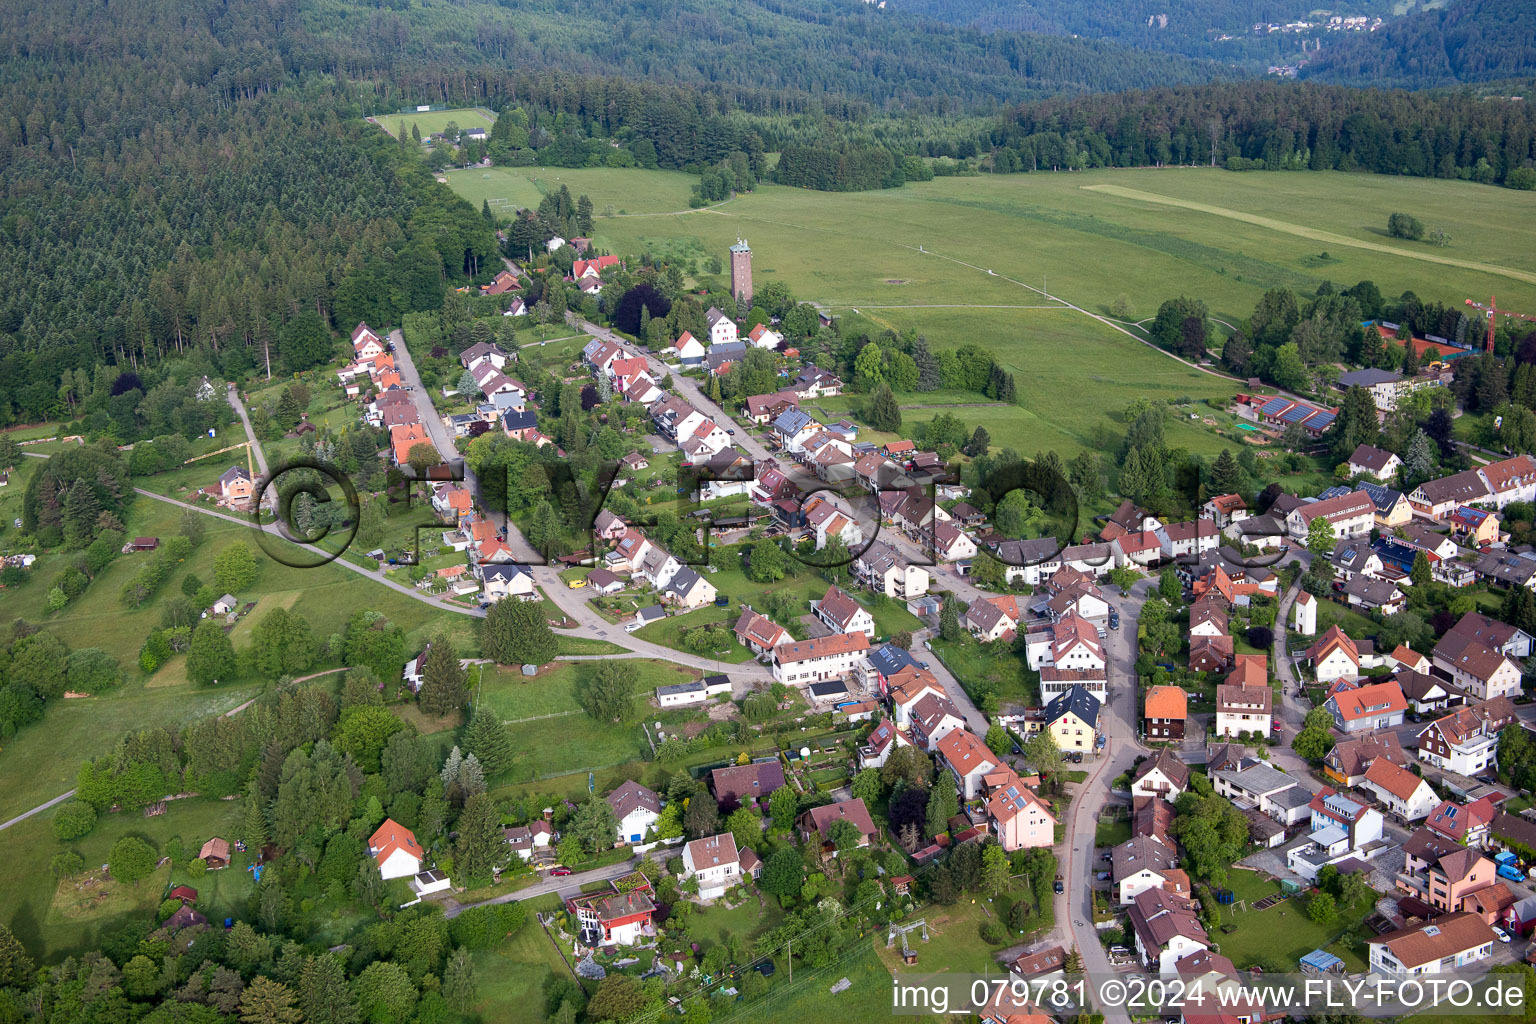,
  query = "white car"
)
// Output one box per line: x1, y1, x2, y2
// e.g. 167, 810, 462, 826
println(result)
1492, 925, 1512, 943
